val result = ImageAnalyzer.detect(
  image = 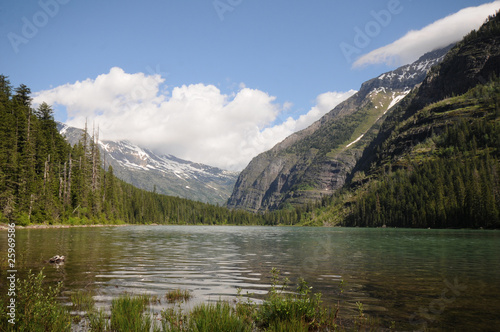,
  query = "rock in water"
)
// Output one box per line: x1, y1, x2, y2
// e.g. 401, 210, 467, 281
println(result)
49, 255, 65, 263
